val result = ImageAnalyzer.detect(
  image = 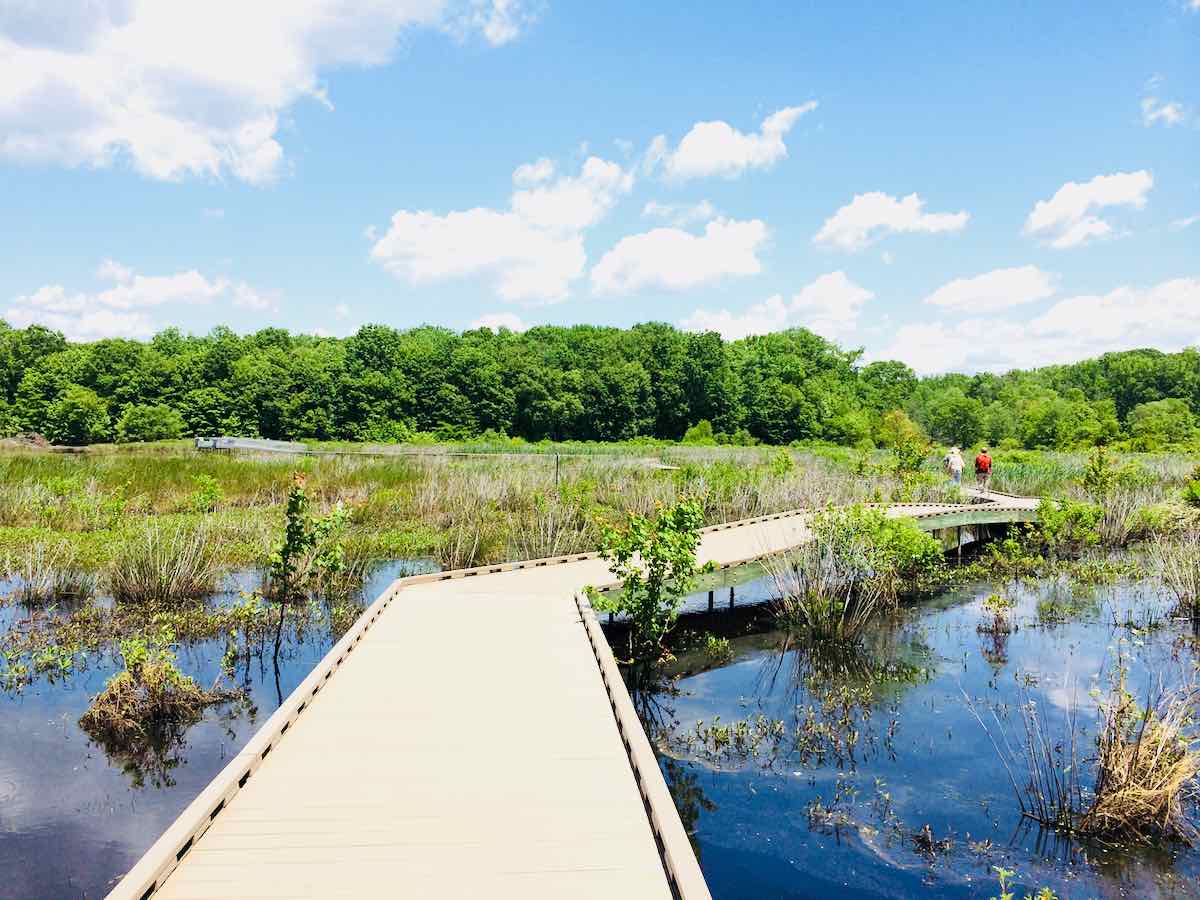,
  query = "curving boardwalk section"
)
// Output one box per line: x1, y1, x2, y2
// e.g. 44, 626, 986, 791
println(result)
109, 491, 1038, 900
